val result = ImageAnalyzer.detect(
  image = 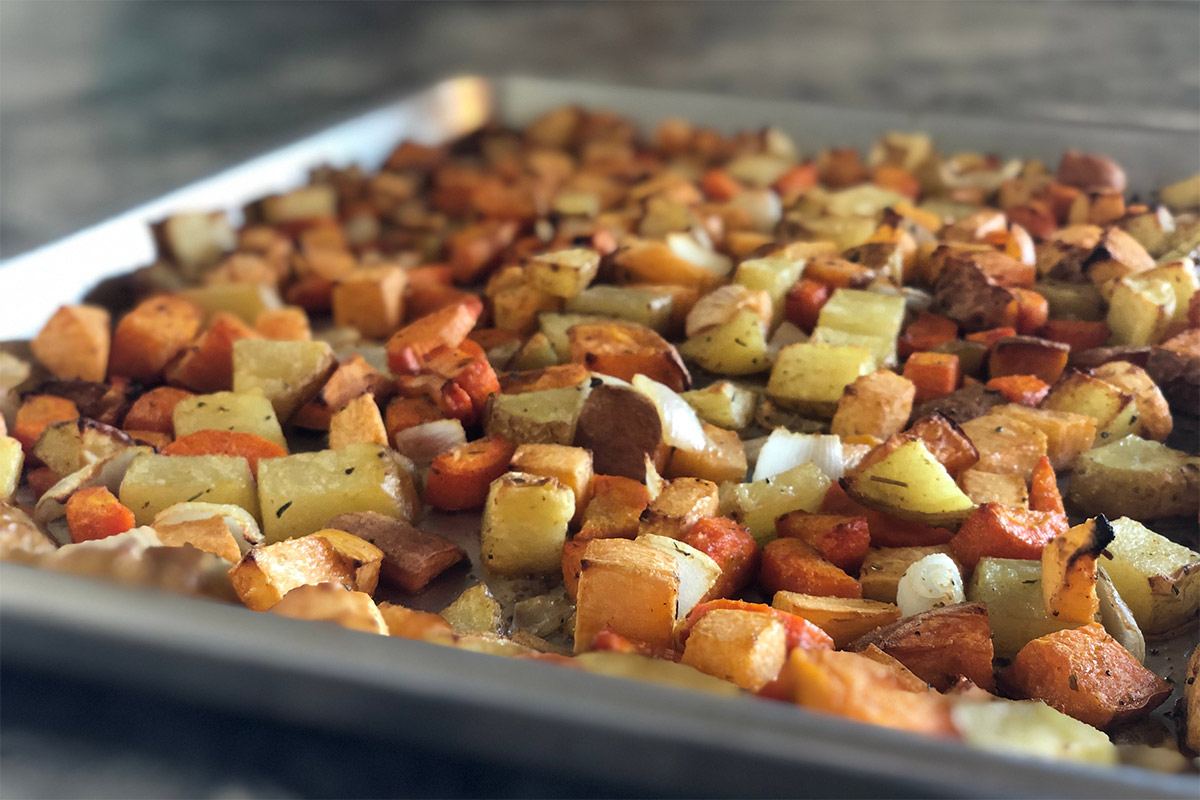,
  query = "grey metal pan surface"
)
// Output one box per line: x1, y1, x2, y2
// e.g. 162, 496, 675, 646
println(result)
1, 76, 1198, 798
